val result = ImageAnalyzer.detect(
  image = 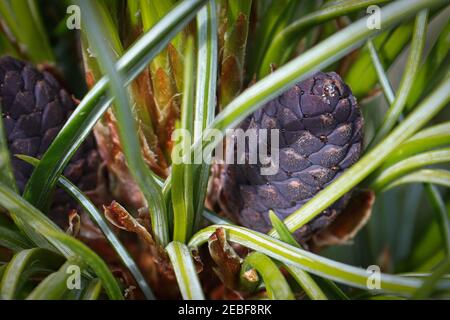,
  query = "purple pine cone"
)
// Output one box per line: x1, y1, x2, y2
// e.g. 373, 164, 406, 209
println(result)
0, 56, 101, 223
218, 72, 364, 244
